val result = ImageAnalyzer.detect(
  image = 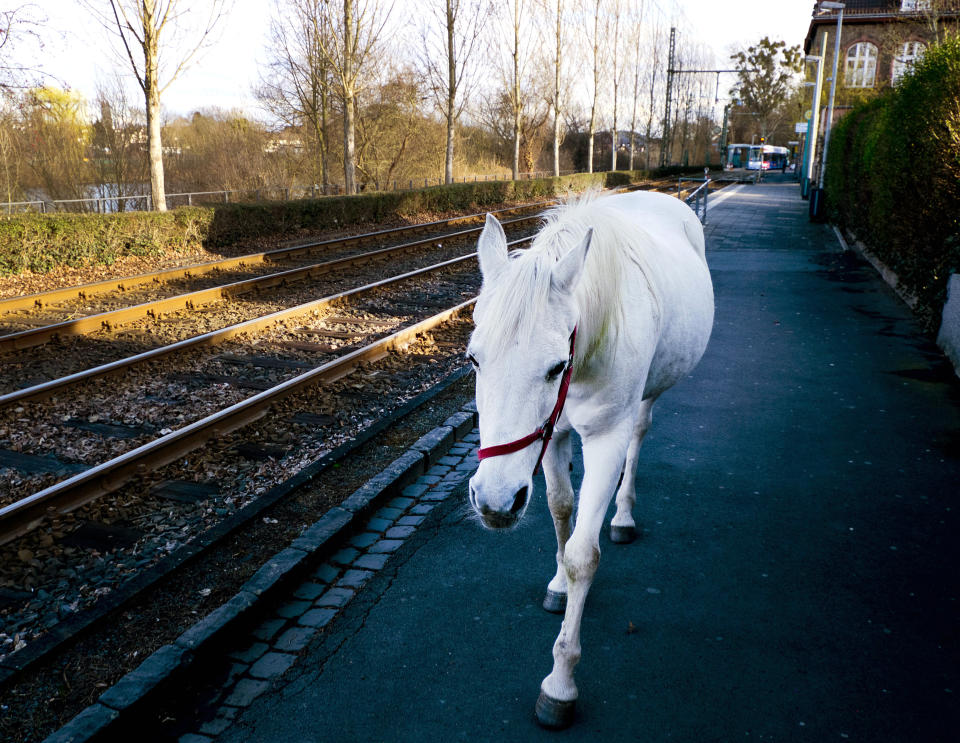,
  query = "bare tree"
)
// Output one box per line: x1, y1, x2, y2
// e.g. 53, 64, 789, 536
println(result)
0, 4, 49, 93
22, 86, 91, 203
507, 0, 524, 179
547, 0, 566, 177
420, 0, 487, 184
643, 18, 664, 170
0, 101, 23, 203
91, 75, 148, 210
83, 0, 228, 211
626, 0, 645, 170
583, 0, 604, 173
315, 0, 392, 195
914, 0, 960, 43
608, 0, 623, 171
354, 67, 436, 189
259, 0, 334, 192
